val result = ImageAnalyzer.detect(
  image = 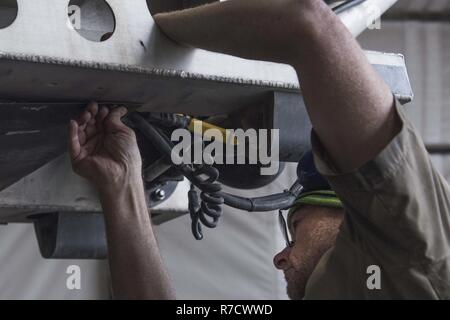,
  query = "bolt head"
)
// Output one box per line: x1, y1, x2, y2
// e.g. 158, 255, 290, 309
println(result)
152, 189, 166, 201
